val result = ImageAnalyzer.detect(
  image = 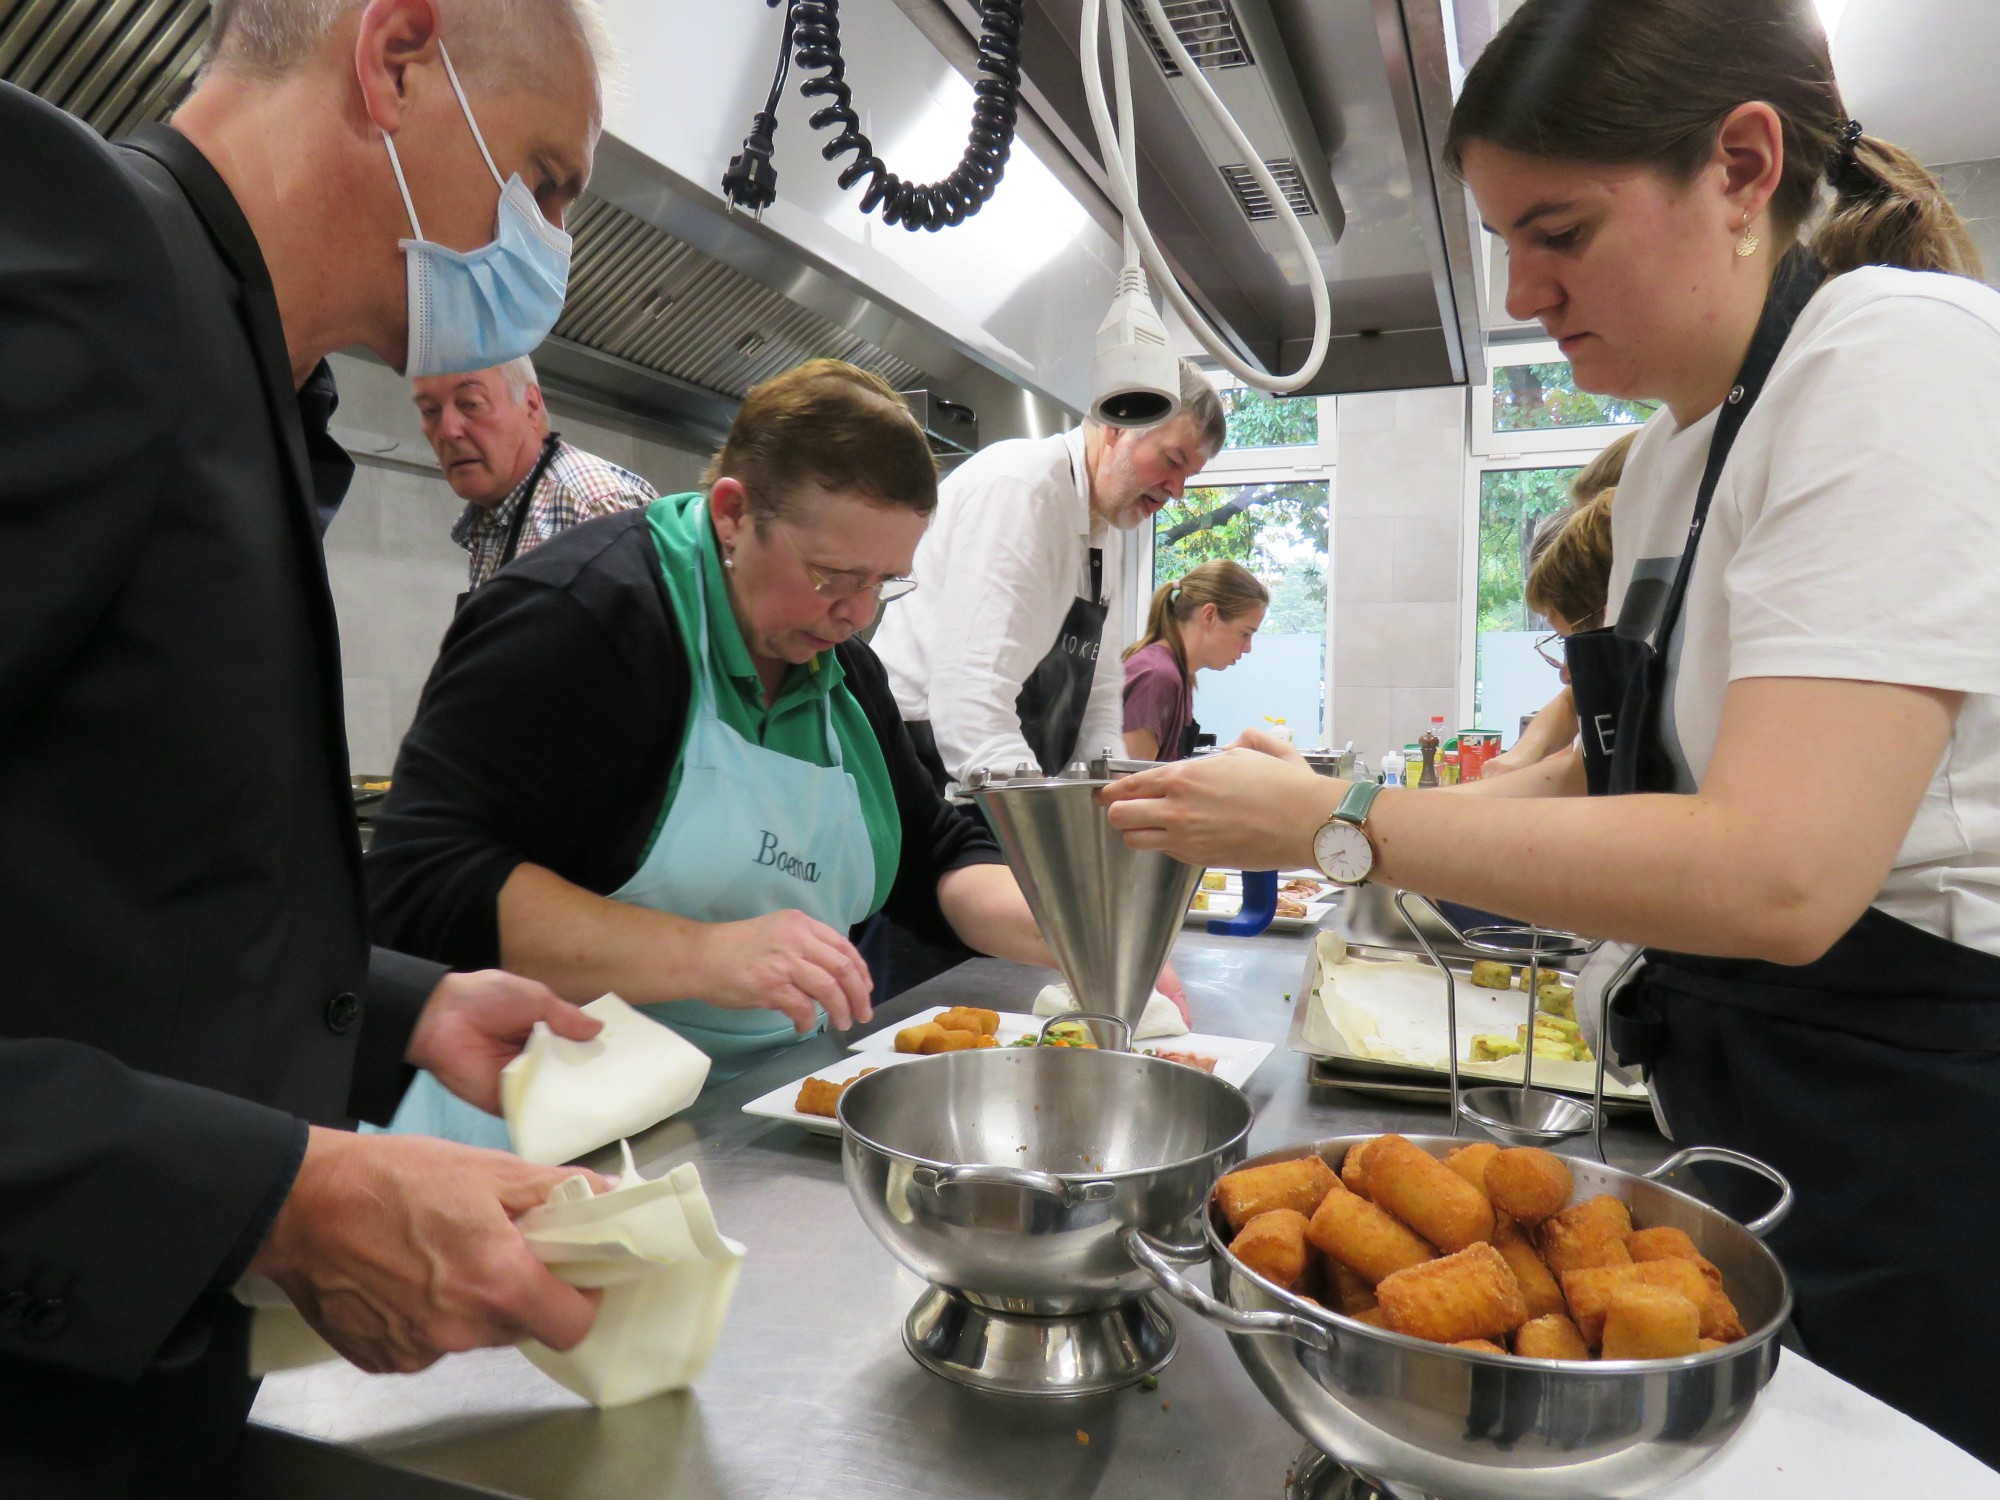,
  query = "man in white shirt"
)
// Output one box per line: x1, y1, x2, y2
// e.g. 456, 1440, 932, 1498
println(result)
876, 361, 1225, 787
